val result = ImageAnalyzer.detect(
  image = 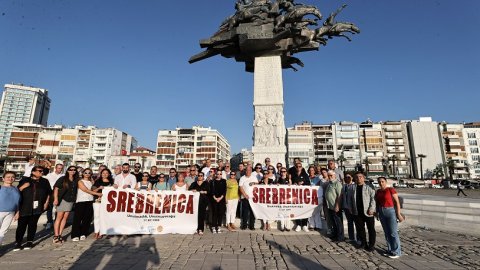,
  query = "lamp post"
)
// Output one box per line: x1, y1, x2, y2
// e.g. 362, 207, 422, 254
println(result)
417, 154, 427, 180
